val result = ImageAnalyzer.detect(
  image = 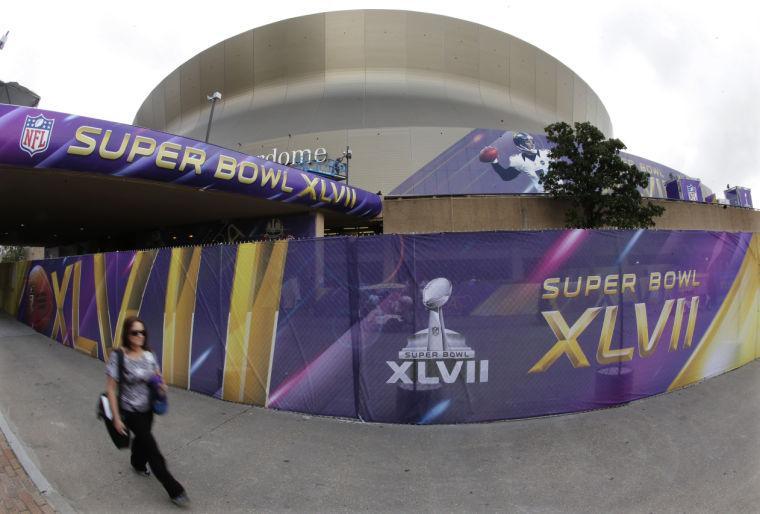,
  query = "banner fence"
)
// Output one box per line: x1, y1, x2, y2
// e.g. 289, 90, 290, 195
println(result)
1, 229, 758, 424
